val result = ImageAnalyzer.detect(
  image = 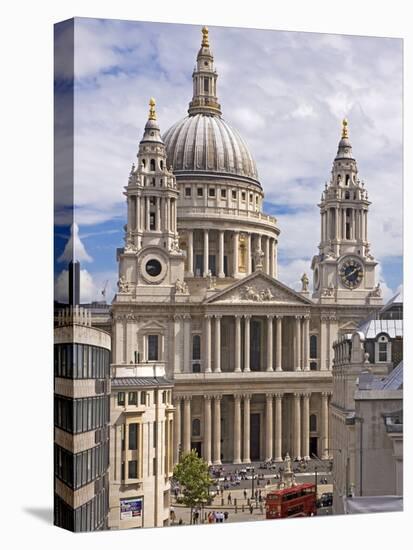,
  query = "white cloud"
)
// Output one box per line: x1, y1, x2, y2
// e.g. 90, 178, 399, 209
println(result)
54, 268, 118, 303
54, 19, 402, 290
58, 222, 93, 263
